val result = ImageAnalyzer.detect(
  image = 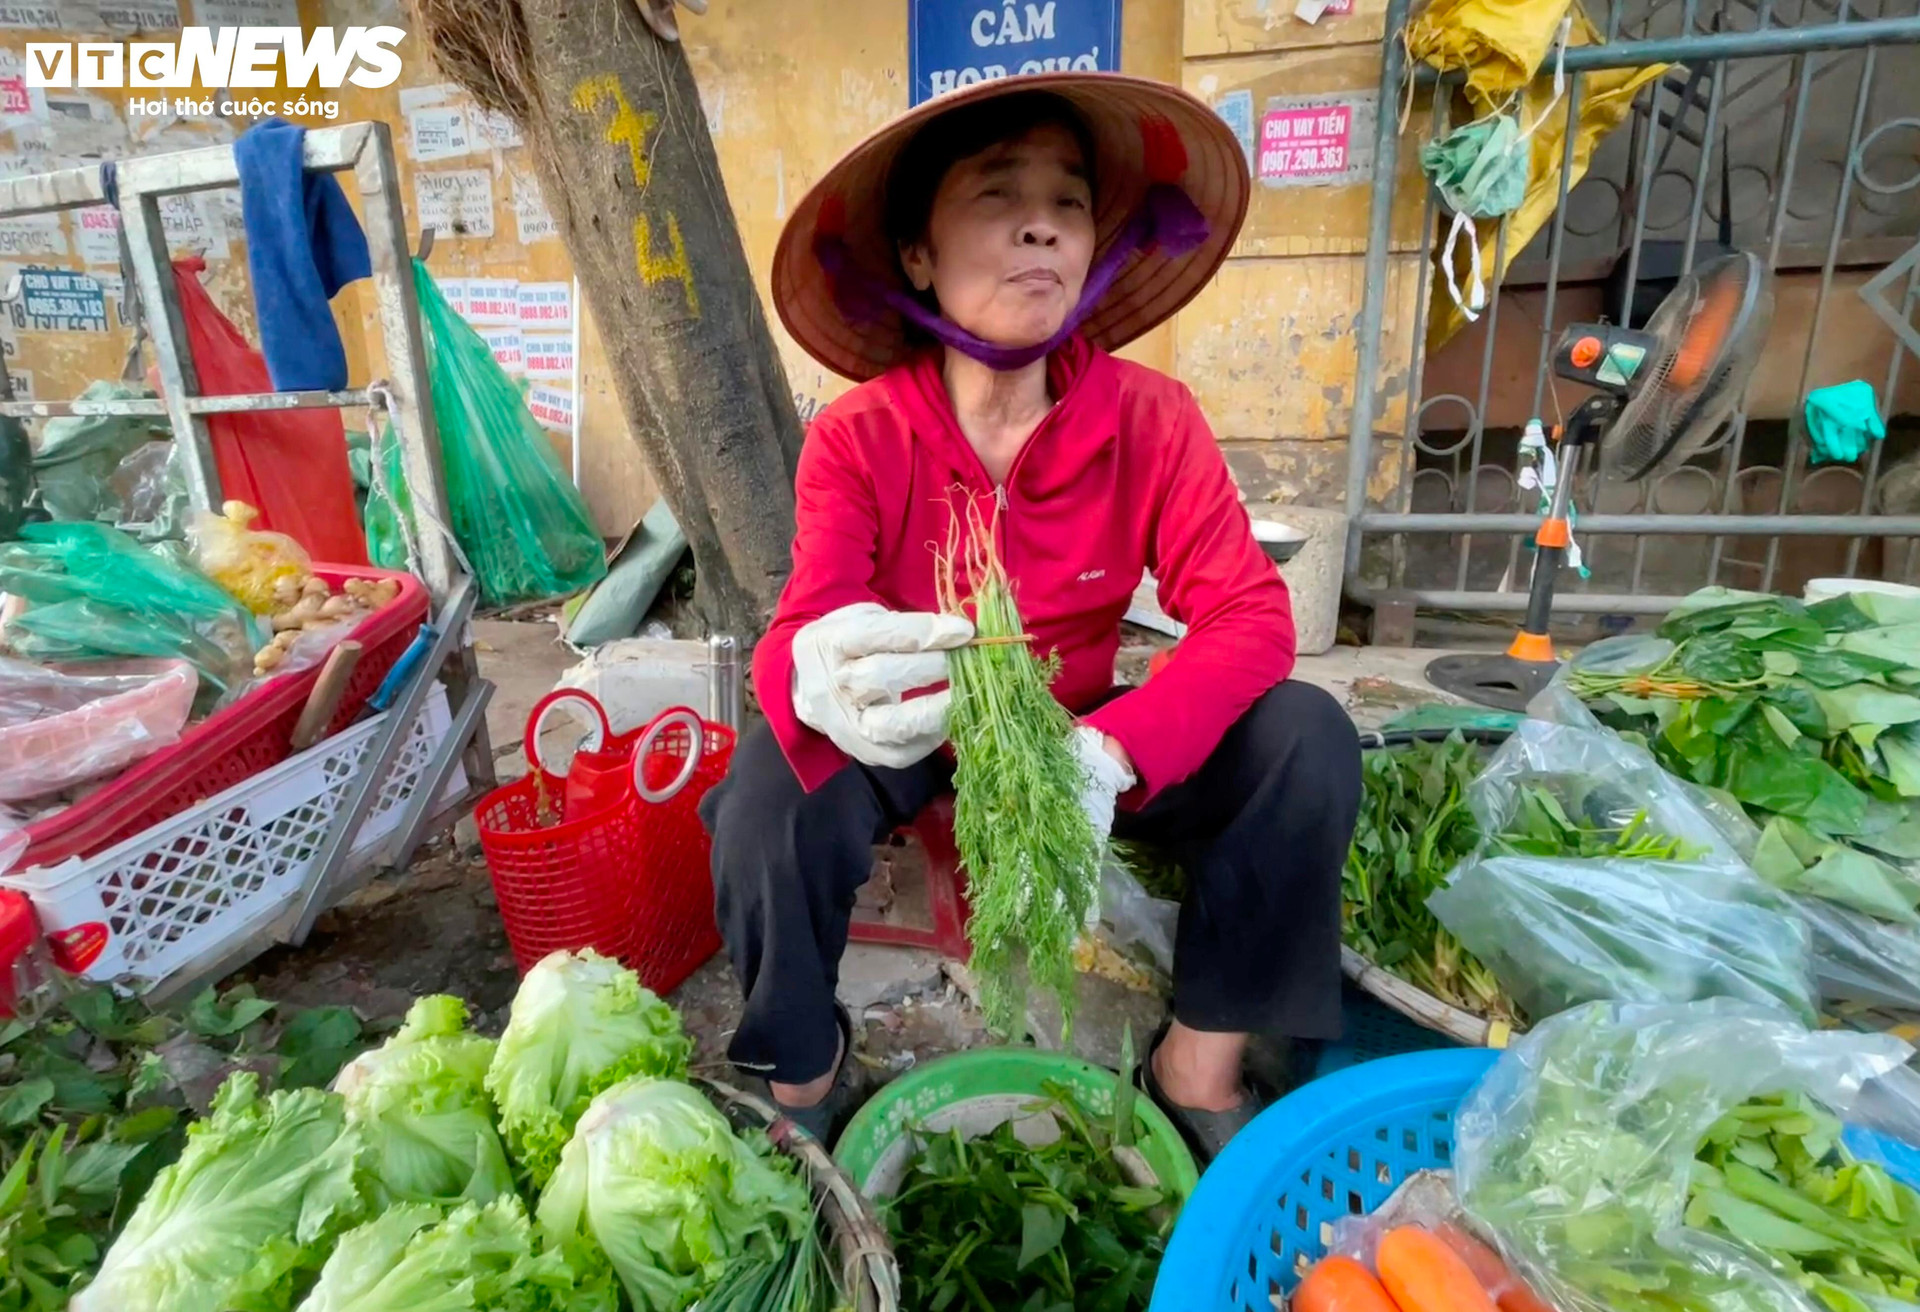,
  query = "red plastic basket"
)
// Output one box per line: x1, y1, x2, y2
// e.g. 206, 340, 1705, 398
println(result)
17, 565, 428, 870
477, 705, 733, 996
